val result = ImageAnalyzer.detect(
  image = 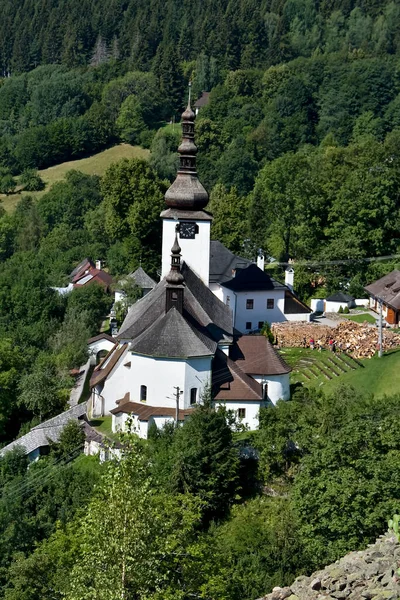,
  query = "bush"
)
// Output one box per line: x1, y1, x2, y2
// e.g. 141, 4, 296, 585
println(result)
0, 174, 16, 194
19, 169, 45, 192
343, 305, 350, 314
338, 305, 344, 314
